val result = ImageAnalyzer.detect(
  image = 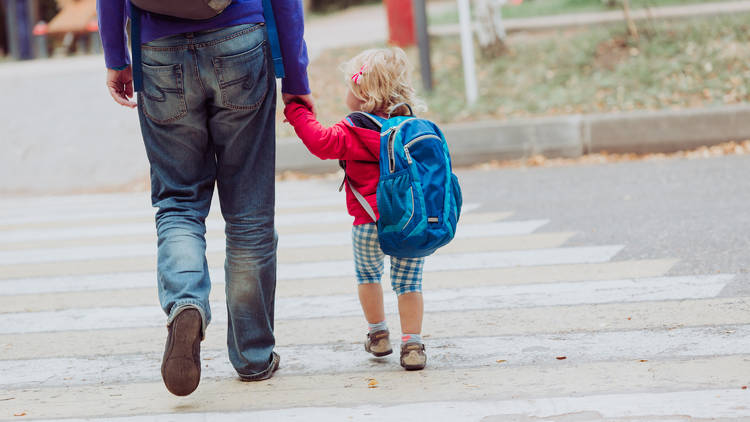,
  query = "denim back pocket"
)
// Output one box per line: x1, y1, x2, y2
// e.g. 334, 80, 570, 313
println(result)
139, 63, 187, 124
212, 41, 268, 111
